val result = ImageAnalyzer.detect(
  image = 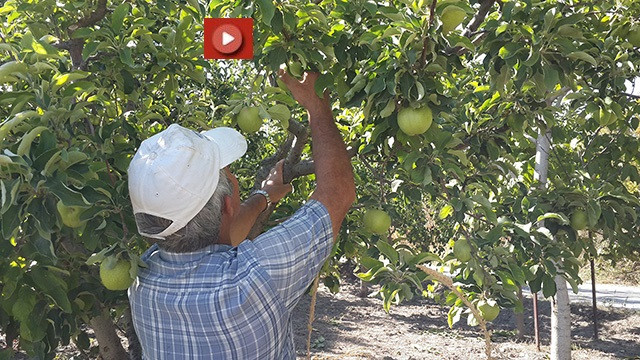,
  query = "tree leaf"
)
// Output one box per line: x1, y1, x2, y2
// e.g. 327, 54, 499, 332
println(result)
439, 204, 454, 219
536, 212, 569, 225
587, 199, 601, 227
267, 104, 291, 122
30, 268, 72, 313
111, 3, 130, 34
567, 51, 597, 66
376, 239, 399, 264
314, 73, 333, 98
380, 98, 396, 118
82, 41, 99, 61
542, 275, 556, 298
